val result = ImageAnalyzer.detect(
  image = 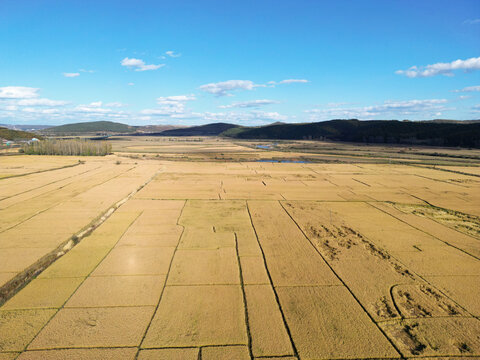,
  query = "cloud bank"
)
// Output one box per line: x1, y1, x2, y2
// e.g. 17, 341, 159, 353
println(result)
219, 99, 280, 109
396, 56, 480, 78
121, 57, 165, 71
